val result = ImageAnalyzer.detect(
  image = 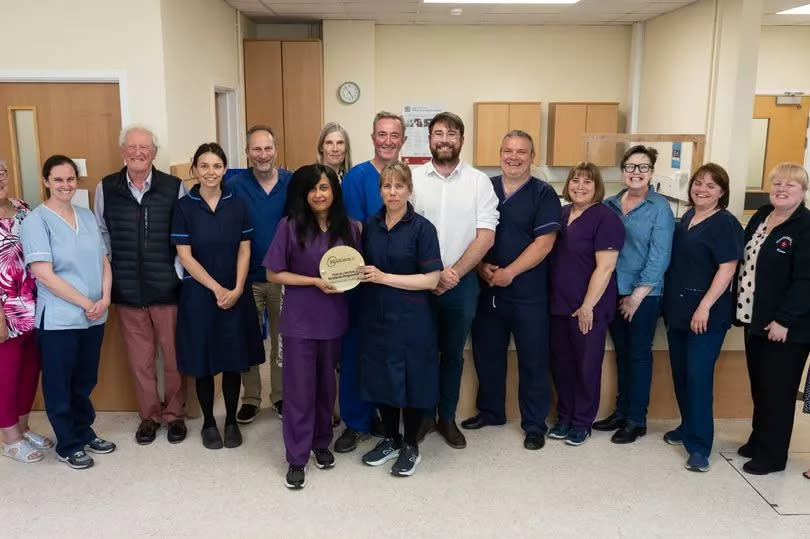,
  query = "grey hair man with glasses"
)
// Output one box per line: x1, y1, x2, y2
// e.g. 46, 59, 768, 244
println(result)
94, 124, 188, 446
